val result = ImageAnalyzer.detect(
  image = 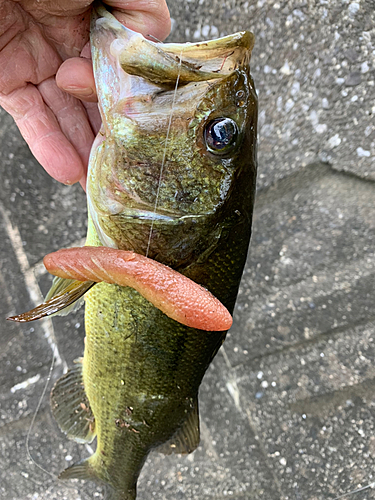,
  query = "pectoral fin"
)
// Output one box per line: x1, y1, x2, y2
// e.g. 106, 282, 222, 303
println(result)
7, 279, 94, 322
51, 359, 95, 444
157, 399, 200, 455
